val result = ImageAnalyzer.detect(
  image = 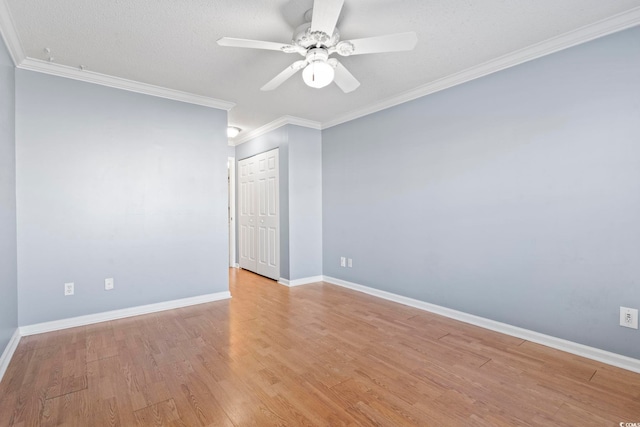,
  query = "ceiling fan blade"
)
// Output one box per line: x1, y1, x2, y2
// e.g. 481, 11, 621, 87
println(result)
333, 61, 360, 93
338, 32, 418, 56
261, 61, 306, 91
217, 37, 302, 53
310, 0, 344, 37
